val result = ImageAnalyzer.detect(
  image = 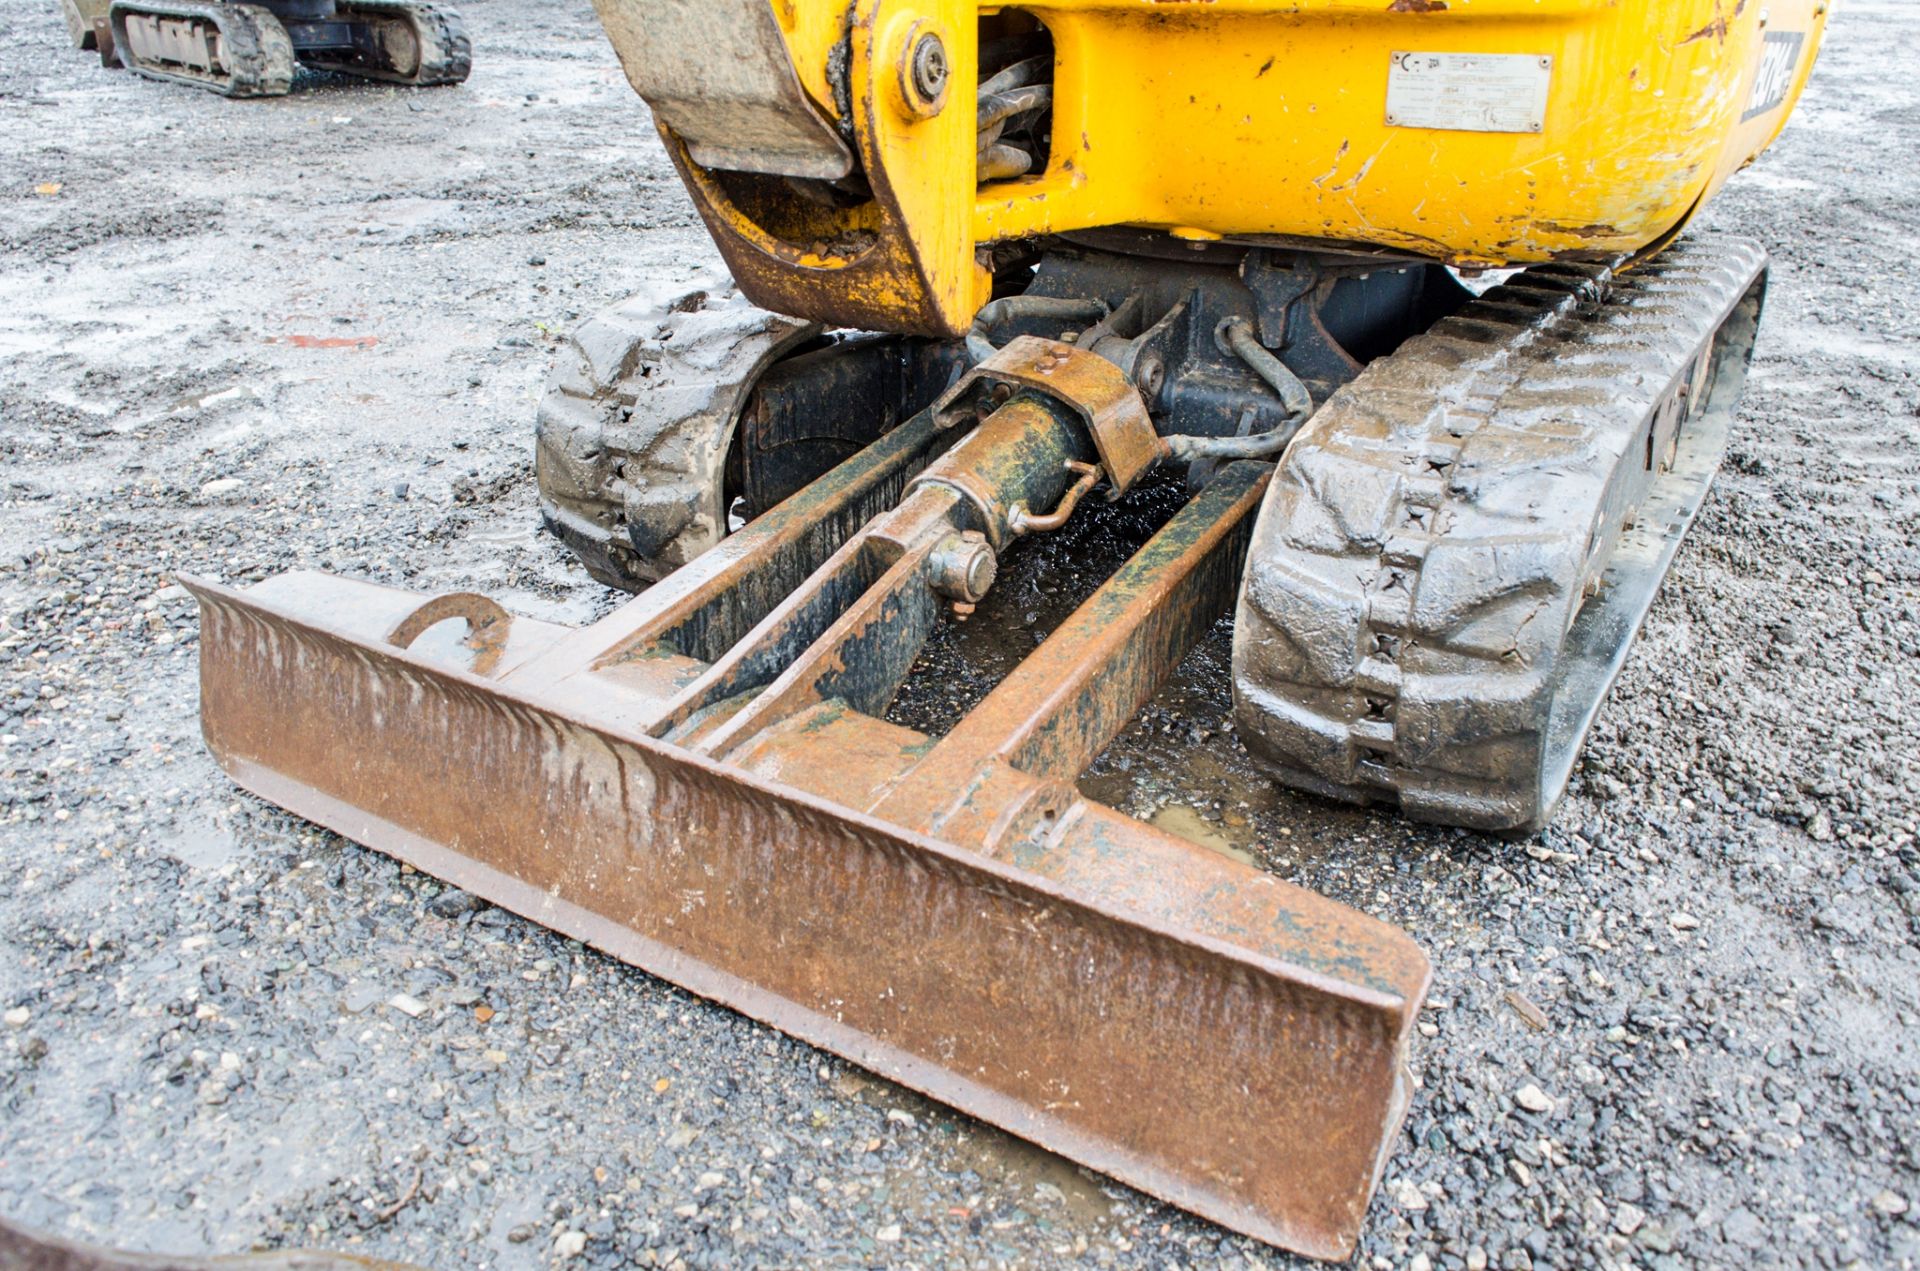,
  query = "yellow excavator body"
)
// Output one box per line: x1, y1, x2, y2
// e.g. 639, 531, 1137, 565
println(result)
595, 0, 1829, 335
